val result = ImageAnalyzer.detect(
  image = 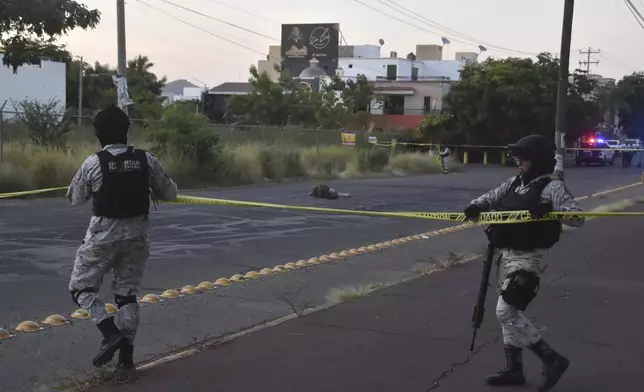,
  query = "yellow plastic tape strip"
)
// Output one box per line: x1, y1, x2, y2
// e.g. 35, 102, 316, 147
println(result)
172, 195, 644, 224
0, 186, 68, 199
